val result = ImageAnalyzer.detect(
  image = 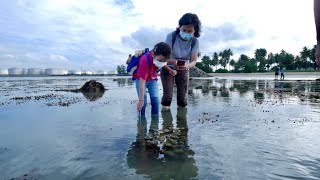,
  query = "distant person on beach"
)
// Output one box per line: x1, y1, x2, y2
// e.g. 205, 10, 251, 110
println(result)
275, 67, 279, 80
280, 68, 285, 80
135, 42, 171, 116
315, 0, 320, 67
160, 13, 201, 111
